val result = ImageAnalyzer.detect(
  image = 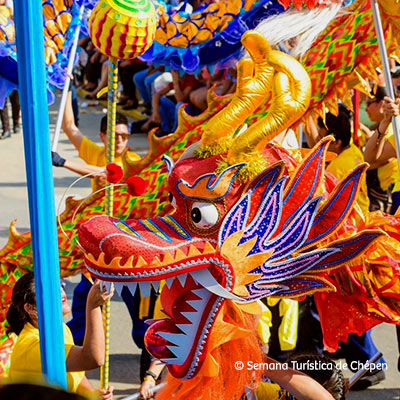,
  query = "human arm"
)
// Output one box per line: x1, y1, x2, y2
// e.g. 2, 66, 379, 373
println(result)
364, 96, 399, 167
264, 357, 334, 400
64, 160, 105, 178
171, 70, 194, 103
77, 376, 114, 400
52, 152, 105, 177
151, 86, 173, 124
303, 116, 321, 148
139, 360, 165, 400
78, 36, 90, 48
62, 91, 83, 150
146, 64, 163, 77
66, 280, 114, 371
214, 78, 234, 96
